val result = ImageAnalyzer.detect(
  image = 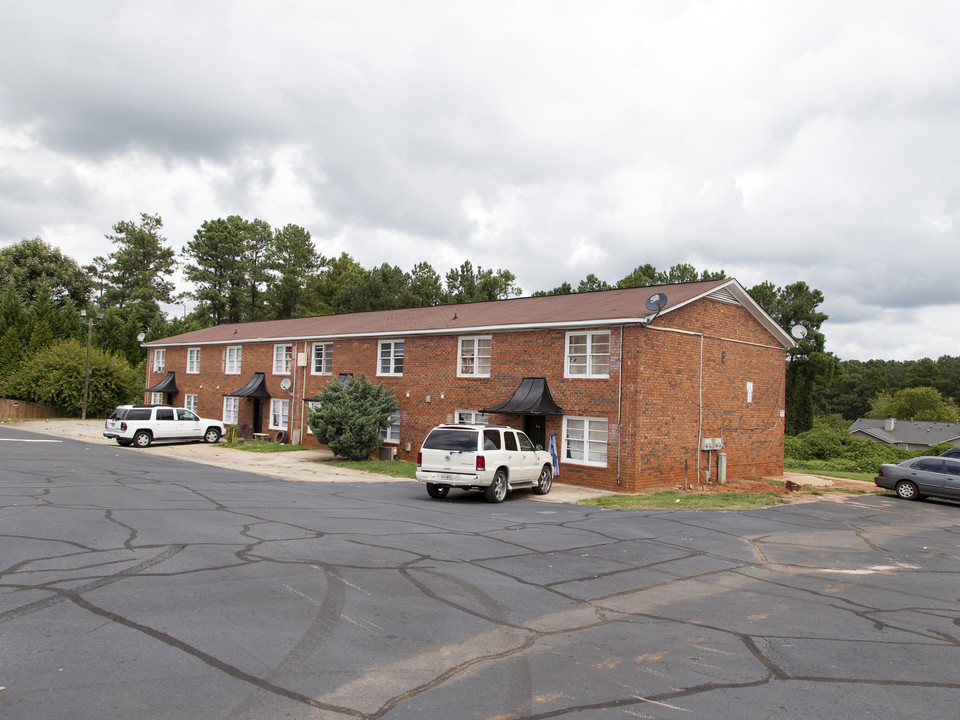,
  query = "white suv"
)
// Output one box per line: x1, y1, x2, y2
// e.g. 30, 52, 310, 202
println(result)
104, 404, 226, 448
416, 424, 554, 502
